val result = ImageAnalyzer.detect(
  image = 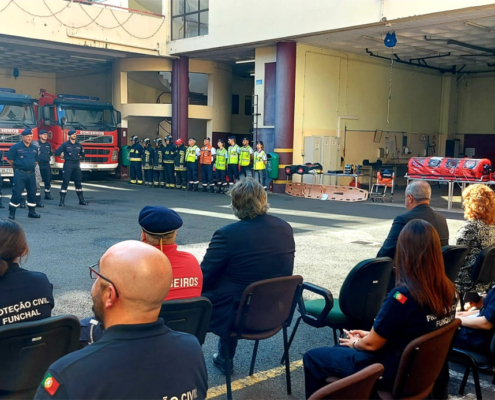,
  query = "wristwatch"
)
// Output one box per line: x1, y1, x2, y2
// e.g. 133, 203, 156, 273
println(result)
352, 339, 360, 349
